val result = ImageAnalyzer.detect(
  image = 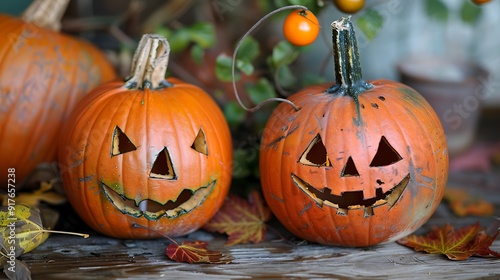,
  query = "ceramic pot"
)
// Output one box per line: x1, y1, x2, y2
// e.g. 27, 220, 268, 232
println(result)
397, 55, 489, 156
